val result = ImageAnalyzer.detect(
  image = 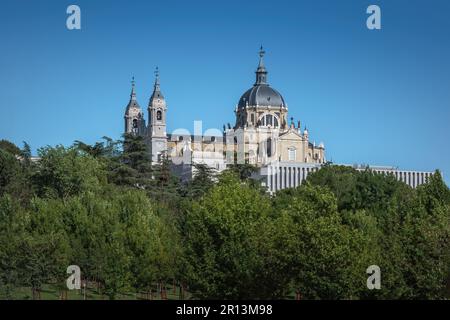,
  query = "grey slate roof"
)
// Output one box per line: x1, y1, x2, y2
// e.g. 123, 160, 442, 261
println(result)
238, 84, 286, 110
